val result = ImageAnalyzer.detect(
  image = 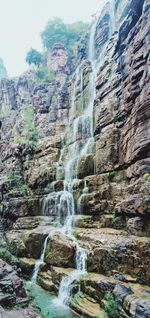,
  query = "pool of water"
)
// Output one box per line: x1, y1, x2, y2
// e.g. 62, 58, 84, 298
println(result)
26, 282, 78, 318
